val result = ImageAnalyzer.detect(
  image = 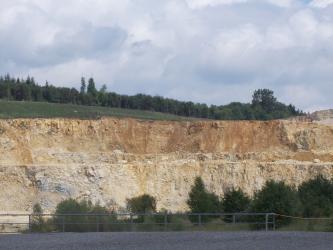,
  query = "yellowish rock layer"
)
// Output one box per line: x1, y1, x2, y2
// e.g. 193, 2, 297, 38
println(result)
0, 118, 332, 212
